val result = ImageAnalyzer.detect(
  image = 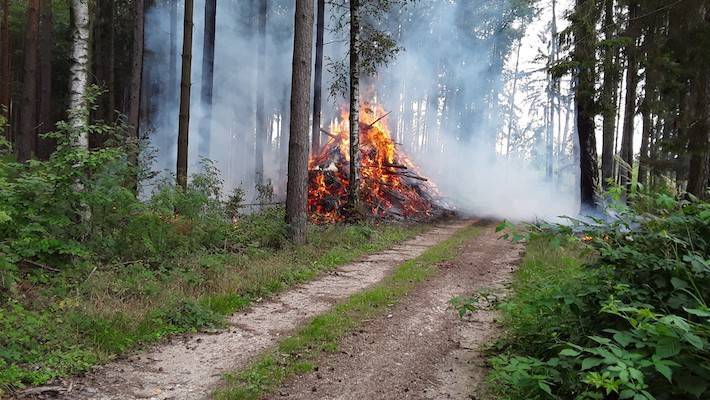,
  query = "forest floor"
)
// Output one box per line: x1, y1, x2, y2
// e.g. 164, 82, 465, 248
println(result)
16, 220, 521, 400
